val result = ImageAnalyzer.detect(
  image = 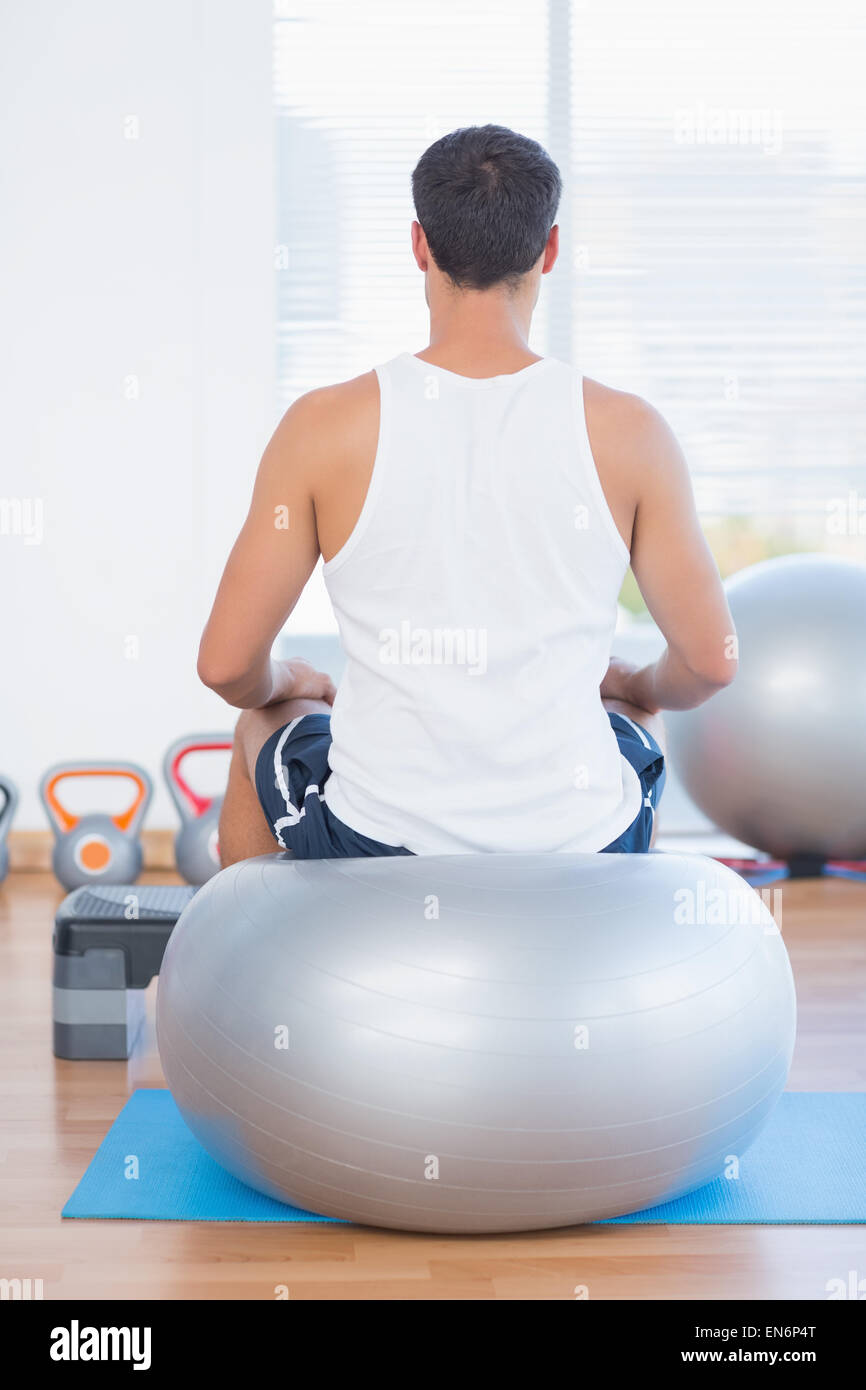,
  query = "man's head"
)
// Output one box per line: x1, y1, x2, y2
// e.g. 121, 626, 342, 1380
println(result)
411, 125, 562, 295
